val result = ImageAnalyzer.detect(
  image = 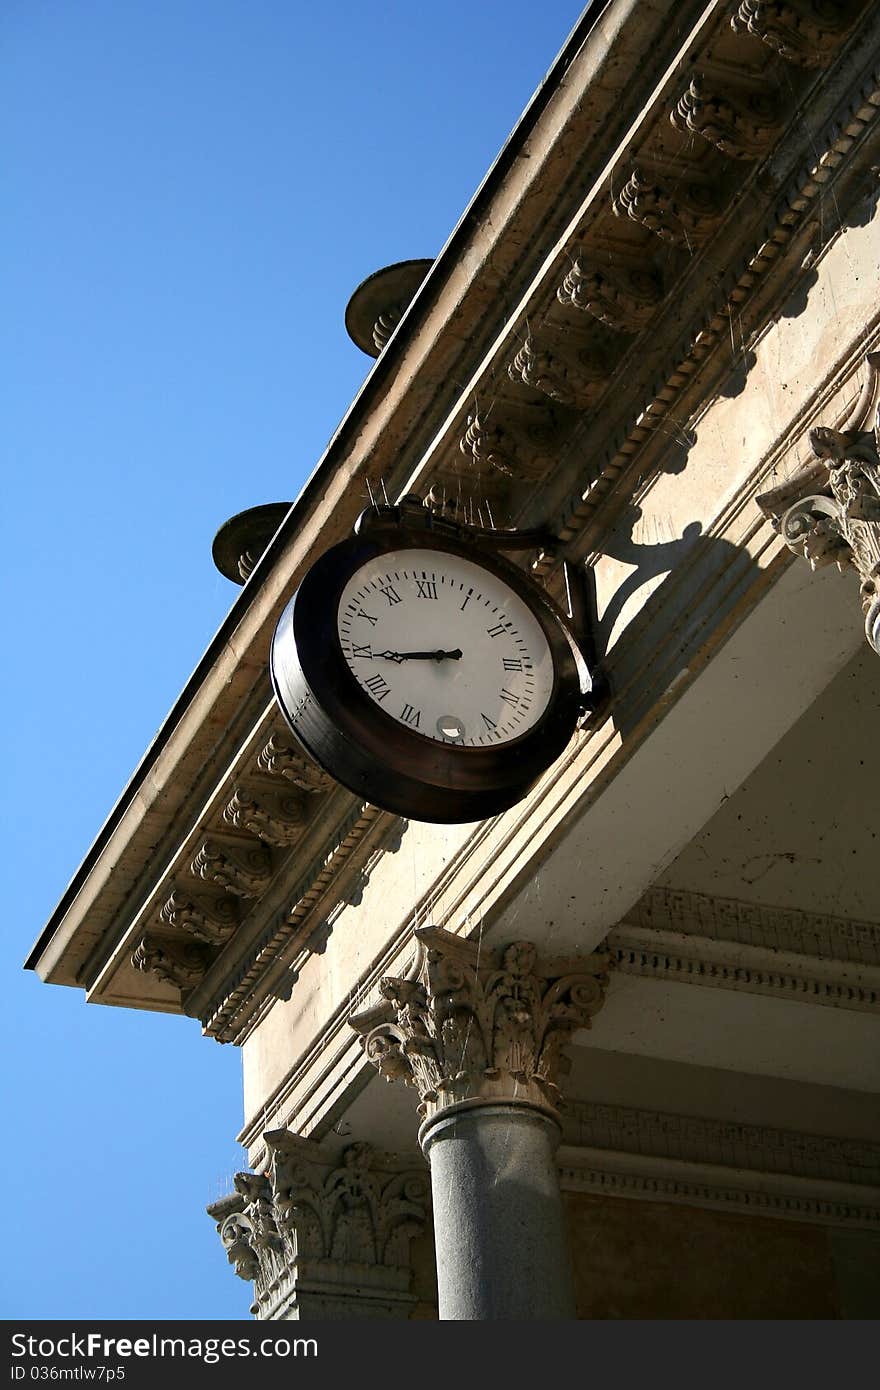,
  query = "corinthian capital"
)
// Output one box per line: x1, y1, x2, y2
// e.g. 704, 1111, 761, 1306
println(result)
208, 1136, 429, 1319
350, 926, 610, 1121
756, 352, 880, 654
